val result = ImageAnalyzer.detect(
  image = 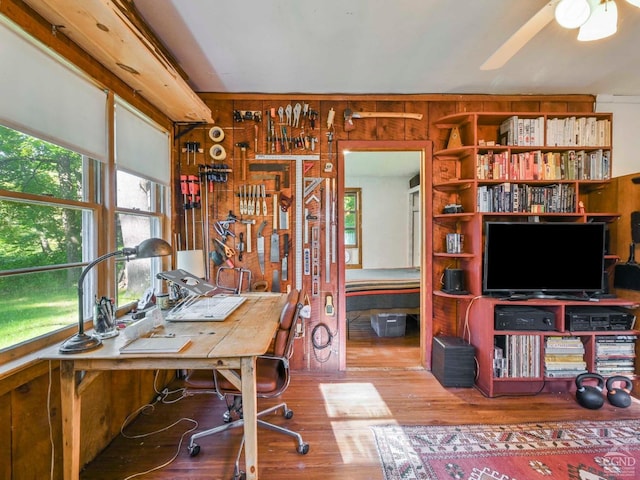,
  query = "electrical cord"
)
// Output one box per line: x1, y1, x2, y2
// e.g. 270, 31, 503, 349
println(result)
120, 381, 199, 480
120, 406, 198, 480
311, 322, 338, 363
